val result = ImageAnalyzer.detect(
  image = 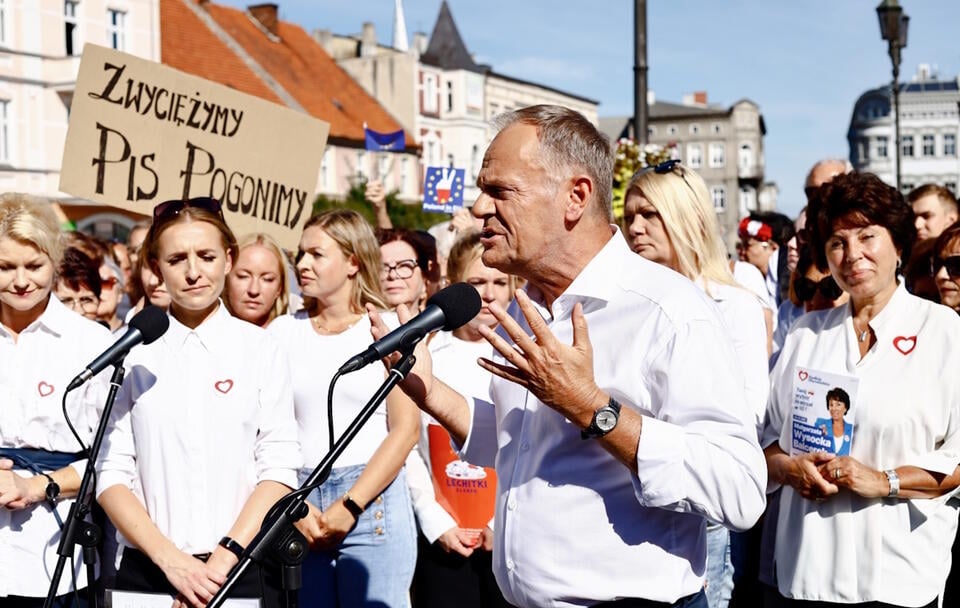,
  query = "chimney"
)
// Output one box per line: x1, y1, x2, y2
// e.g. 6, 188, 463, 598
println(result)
693, 91, 708, 105
313, 28, 333, 52
360, 22, 377, 56
248, 3, 279, 37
